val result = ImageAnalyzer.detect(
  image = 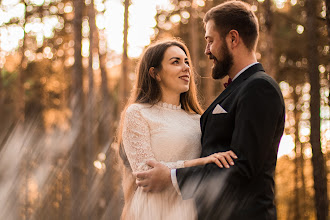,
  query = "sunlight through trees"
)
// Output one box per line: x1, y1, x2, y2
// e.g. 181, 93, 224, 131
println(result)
0, 0, 329, 219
